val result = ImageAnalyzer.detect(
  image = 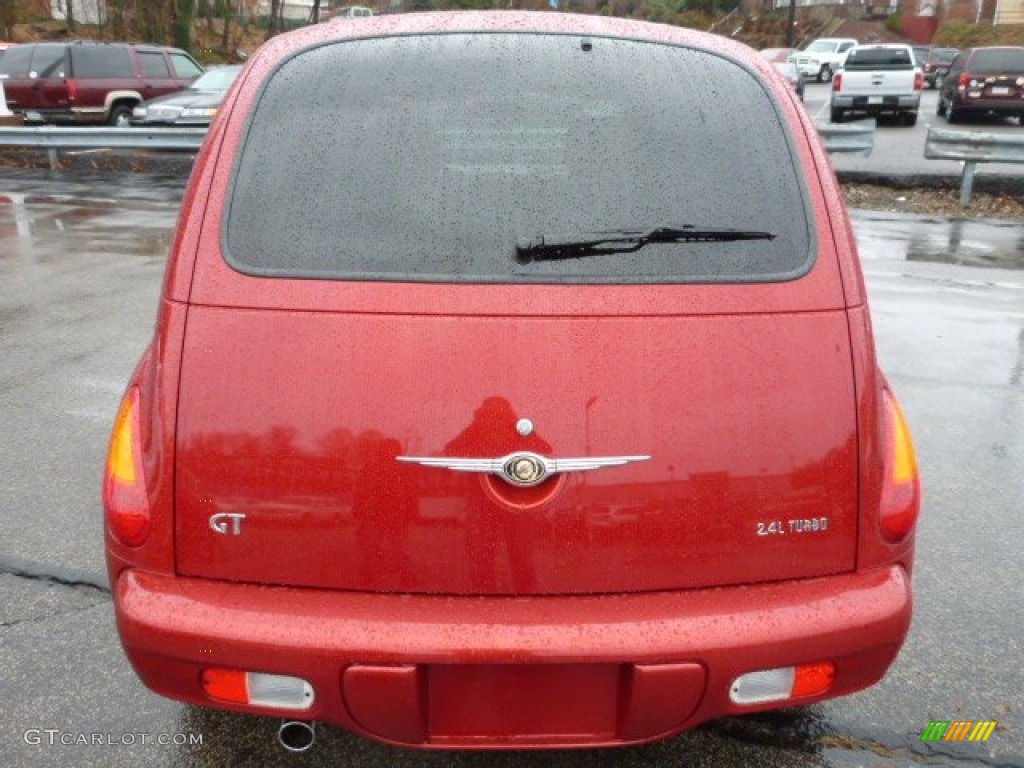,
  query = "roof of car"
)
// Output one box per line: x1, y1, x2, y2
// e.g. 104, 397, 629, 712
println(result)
259, 10, 765, 63
20, 39, 189, 53
247, 11, 787, 100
